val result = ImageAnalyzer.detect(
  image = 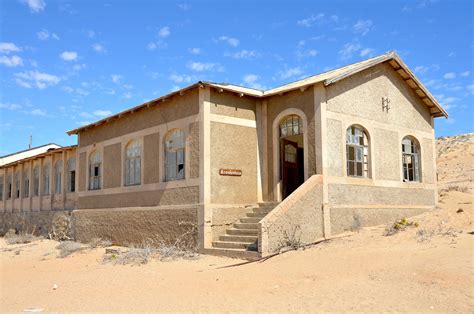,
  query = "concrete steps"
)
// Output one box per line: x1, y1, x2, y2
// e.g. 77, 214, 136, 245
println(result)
209, 202, 279, 259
